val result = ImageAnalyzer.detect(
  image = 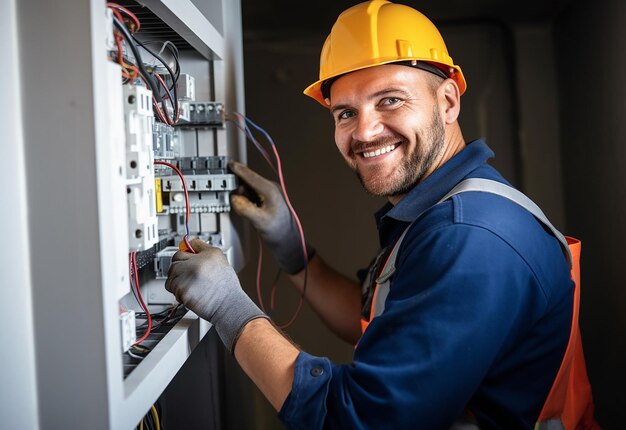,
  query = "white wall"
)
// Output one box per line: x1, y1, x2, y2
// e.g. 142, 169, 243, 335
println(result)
0, 1, 40, 427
